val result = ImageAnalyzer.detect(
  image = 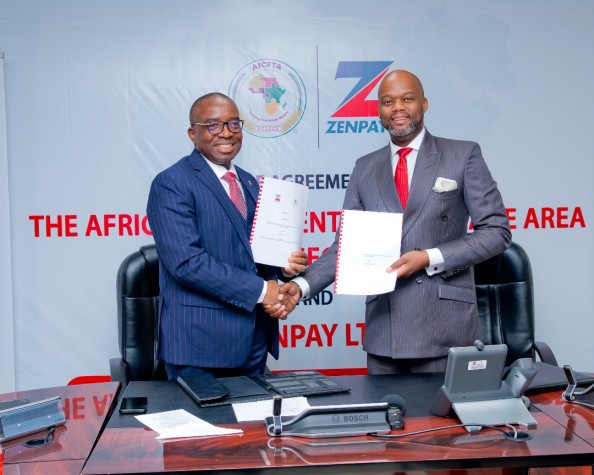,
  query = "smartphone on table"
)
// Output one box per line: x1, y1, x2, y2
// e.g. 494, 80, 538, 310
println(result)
119, 396, 148, 414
